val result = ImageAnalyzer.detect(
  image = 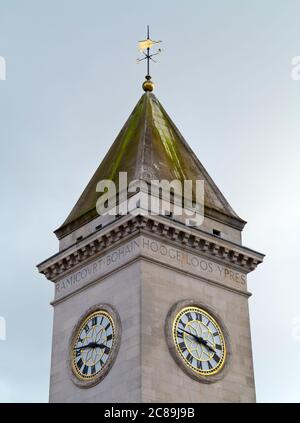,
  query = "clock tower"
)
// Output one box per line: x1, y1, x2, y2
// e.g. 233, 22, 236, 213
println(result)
37, 58, 264, 403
